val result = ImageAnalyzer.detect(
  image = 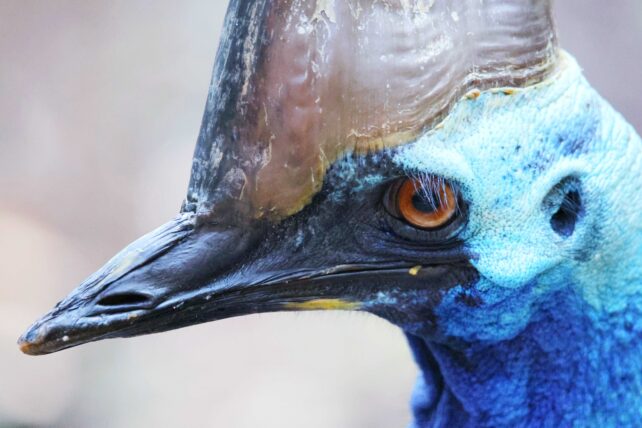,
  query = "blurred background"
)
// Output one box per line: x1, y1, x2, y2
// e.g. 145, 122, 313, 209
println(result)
1, 1, 641, 427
